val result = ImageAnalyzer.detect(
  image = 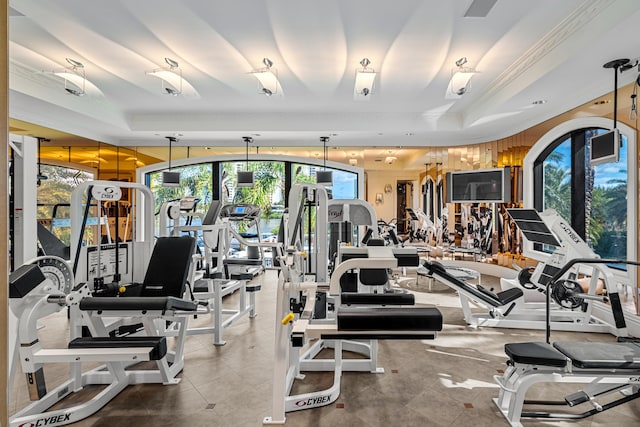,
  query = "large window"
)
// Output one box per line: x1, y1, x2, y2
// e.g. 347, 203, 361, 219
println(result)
144, 156, 359, 244
221, 160, 285, 236
37, 164, 94, 246
147, 163, 213, 236
534, 128, 627, 259
148, 163, 213, 213
293, 164, 358, 200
